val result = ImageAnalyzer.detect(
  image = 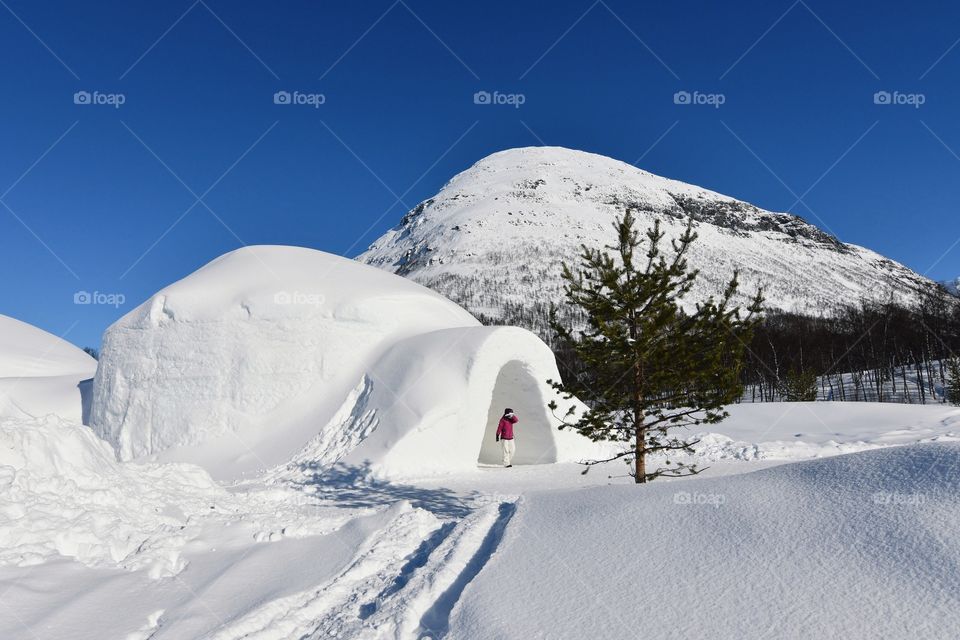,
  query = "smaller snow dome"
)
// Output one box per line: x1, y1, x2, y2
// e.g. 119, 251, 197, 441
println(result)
0, 314, 95, 378
0, 314, 96, 421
